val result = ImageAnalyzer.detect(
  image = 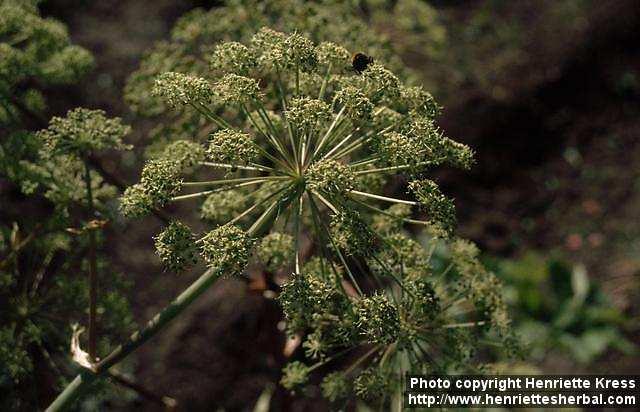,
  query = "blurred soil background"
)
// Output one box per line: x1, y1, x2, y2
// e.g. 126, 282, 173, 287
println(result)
30, 0, 640, 409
